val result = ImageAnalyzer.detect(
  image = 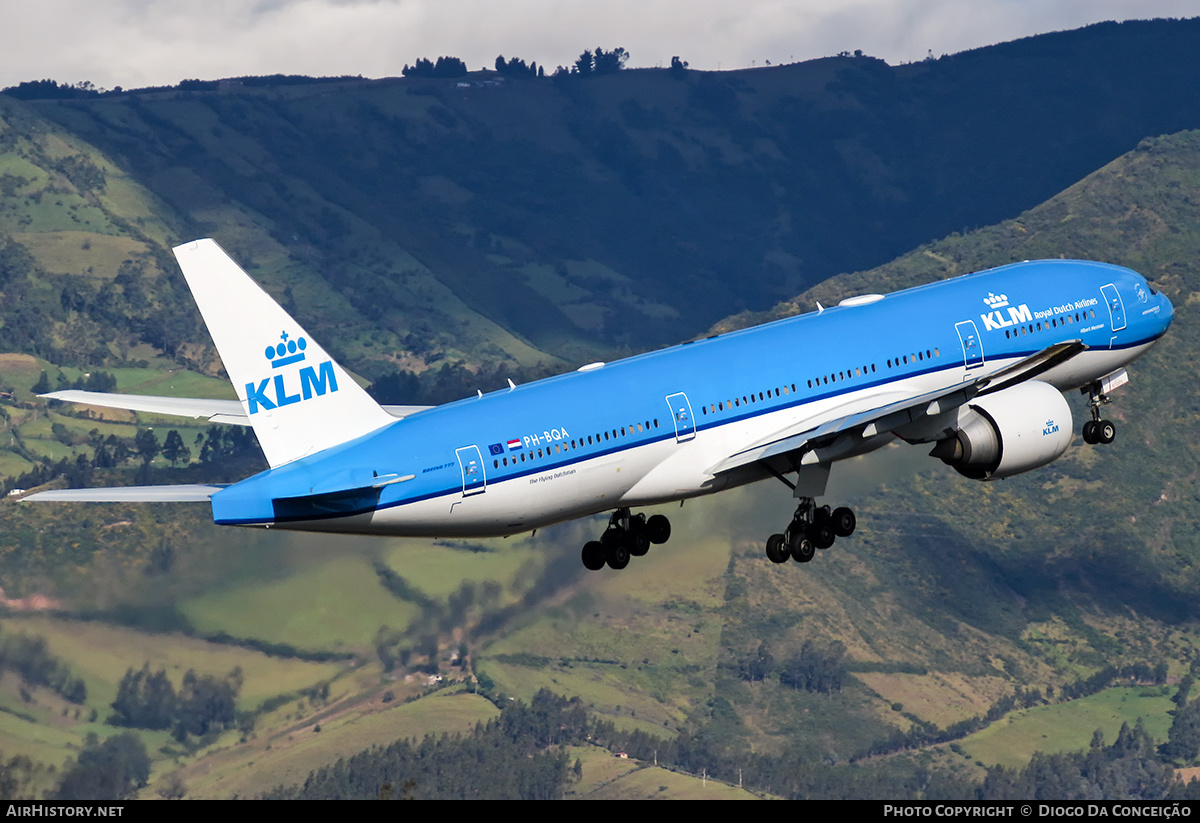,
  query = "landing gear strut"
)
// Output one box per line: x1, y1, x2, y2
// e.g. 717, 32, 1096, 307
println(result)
1081, 382, 1116, 445
765, 498, 855, 565
581, 508, 672, 570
